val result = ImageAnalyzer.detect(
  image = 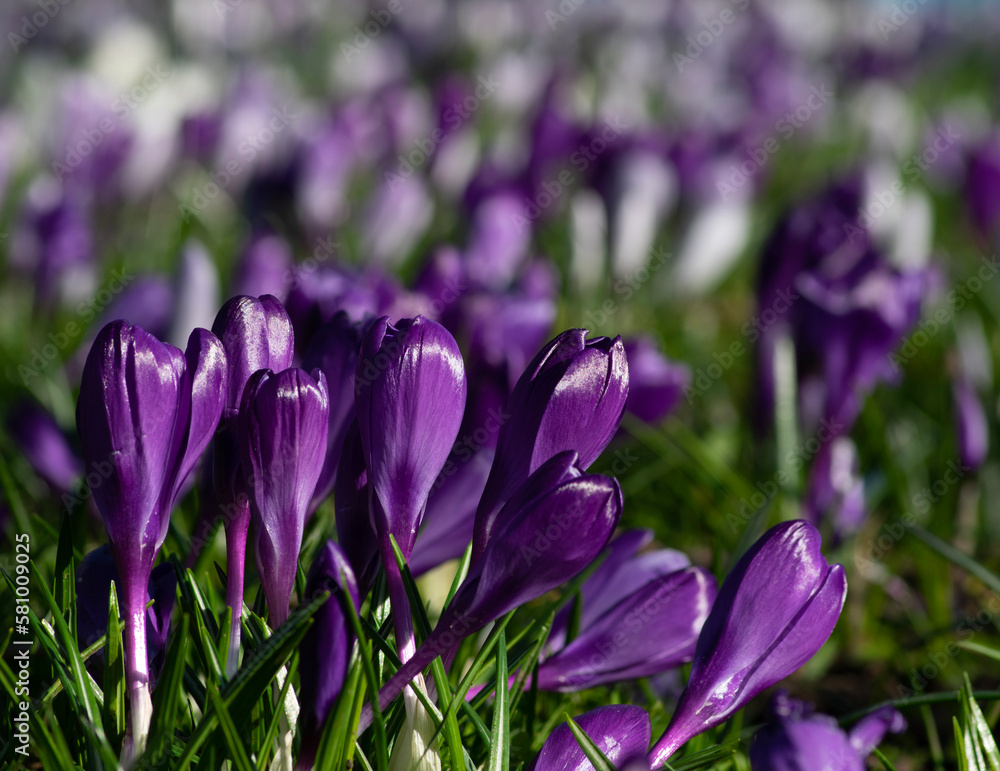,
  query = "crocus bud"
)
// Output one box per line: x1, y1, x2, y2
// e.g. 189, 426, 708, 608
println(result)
298, 541, 360, 767
953, 379, 989, 470
209, 294, 294, 673
240, 367, 329, 627
303, 311, 363, 510
622, 337, 690, 425
438, 454, 621, 651
536, 531, 716, 691
77, 321, 226, 758
355, 315, 467, 560
749, 692, 905, 771
527, 705, 651, 771
648, 521, 847, 766
474, 330, 628, 558
360, 455, 623, 725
